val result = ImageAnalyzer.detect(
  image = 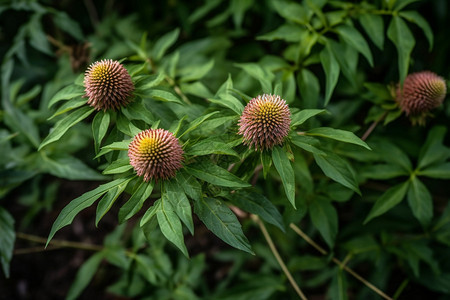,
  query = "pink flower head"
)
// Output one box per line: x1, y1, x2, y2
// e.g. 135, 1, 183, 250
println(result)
396, 71, 447, 116
238, 94, 291, 150
84, 59, 134, 111
128, 129, 184, 182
